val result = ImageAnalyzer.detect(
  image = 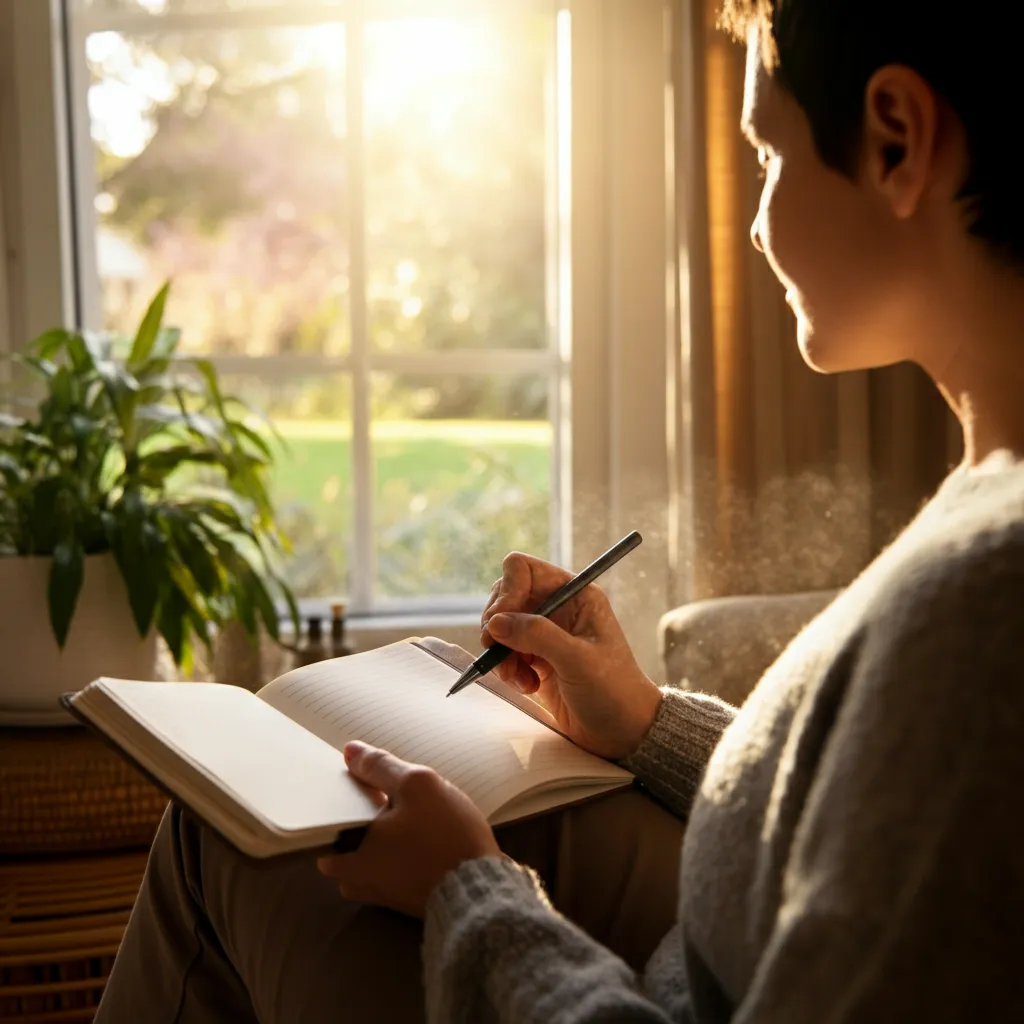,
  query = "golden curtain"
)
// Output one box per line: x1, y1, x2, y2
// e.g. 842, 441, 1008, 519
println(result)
679, 0, 960, 599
